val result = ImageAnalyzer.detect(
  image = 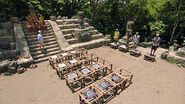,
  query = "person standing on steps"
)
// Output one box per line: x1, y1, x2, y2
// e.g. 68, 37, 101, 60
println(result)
114, 29, 120, 43
37, 30, 44, 51
133, 32, 140, 50
150, 33, 161, 56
